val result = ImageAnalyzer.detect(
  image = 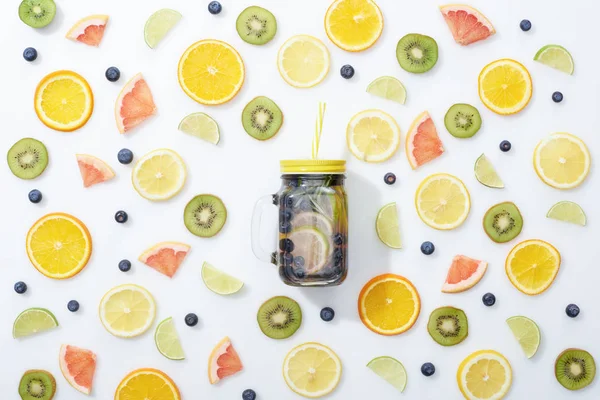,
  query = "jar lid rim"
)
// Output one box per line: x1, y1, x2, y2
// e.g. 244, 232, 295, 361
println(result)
280, 160, 346, 173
